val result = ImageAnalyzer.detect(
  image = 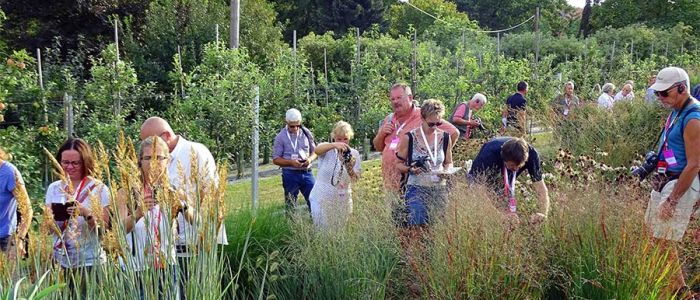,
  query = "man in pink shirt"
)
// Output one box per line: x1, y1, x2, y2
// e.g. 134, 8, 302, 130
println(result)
373, 83, 458, 196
